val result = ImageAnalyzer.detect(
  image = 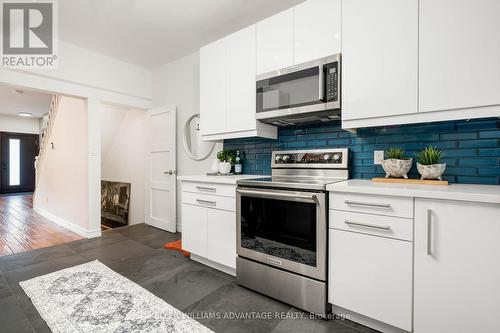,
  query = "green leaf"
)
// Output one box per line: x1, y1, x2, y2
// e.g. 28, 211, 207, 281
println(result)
385, 147, 406, 160
415, 146, 444, 165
